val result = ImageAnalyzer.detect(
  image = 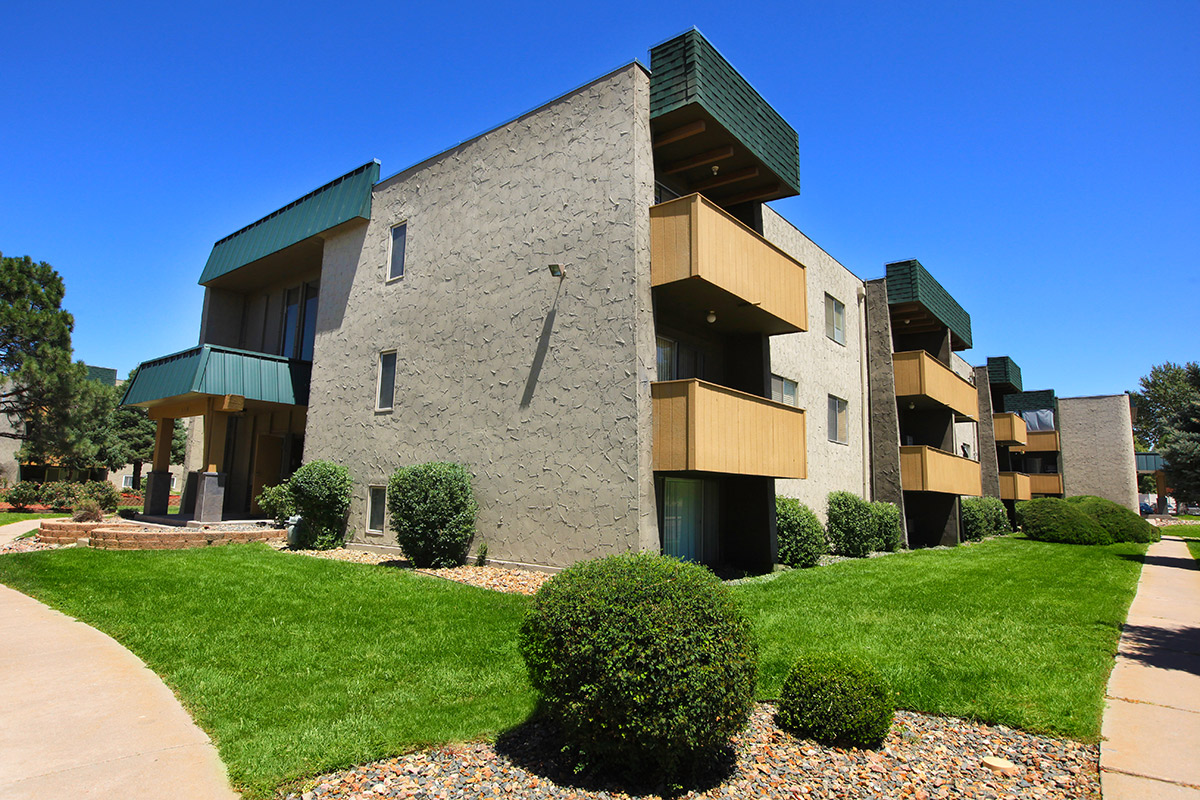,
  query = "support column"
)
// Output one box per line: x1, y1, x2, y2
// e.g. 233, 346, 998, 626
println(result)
194, 406, 229, 523
865, 279, 906, 544
974, 366, 1001, 499
143, 417, 174, 515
